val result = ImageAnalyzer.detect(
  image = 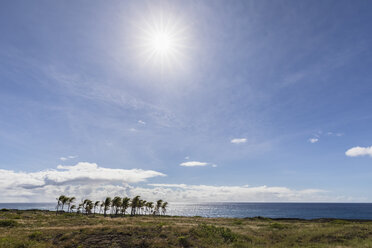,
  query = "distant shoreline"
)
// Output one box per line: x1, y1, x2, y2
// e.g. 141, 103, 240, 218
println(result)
2, 208, 372, 222
2, 209, 372, 247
